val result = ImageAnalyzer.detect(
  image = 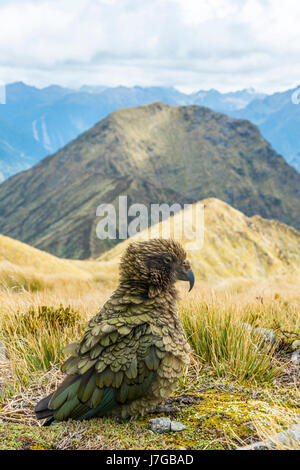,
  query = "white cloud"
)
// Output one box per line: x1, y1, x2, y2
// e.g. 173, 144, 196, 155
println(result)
0, 0, 299, 92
